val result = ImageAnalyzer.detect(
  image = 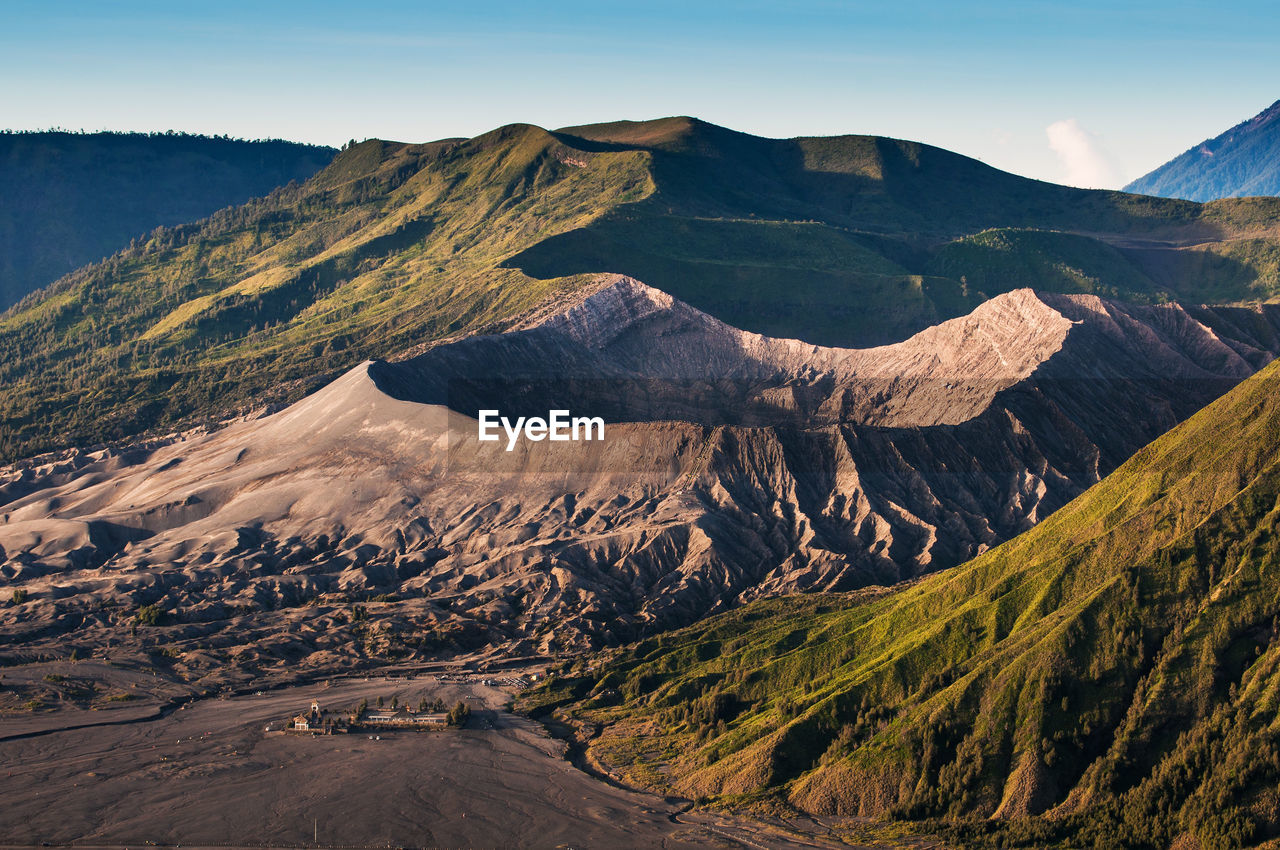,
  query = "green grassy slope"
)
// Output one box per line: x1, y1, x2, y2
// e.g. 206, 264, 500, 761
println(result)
5, 116, 1280, 463
1125, 100, 1280, 201
924, 228, 1162, 301
530, 358, 1280, 848
0, 131, 335, 309
517, 117, 1280, 343
0, 125, 653, 459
